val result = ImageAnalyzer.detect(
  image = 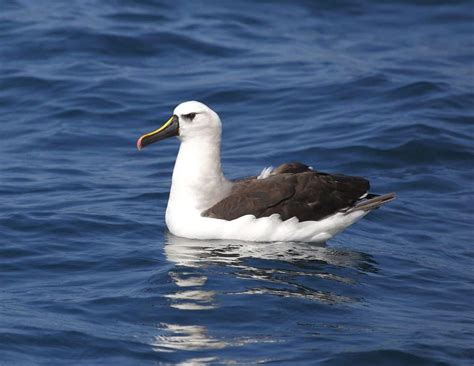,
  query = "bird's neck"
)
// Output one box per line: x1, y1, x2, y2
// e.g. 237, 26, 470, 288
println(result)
169, 135, 232, 213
